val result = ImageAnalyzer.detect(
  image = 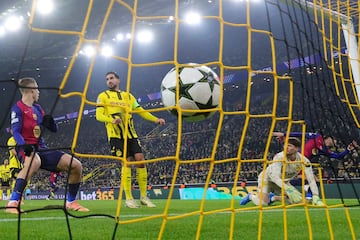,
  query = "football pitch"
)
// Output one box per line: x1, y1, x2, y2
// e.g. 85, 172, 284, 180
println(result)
1, 199, 359, 239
